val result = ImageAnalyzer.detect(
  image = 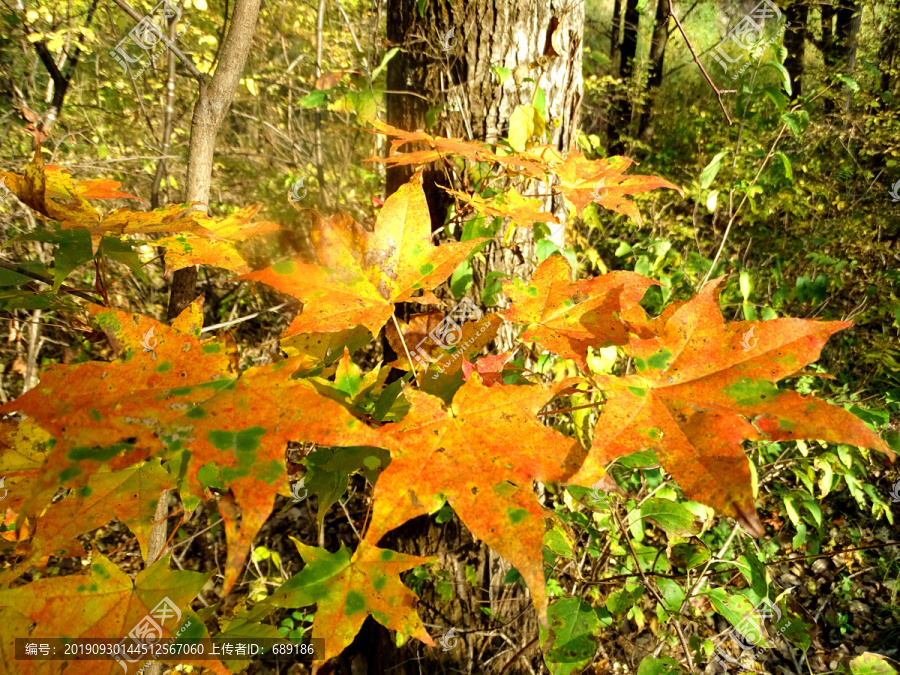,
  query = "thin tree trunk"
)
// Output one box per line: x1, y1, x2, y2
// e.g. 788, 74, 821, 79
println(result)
609, 0, 639, 154
841, 0, 862, 119
610, 0, 622, 69
166, 0, 262, 321
637, 0, 669, 139
783, 0, 808, 100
